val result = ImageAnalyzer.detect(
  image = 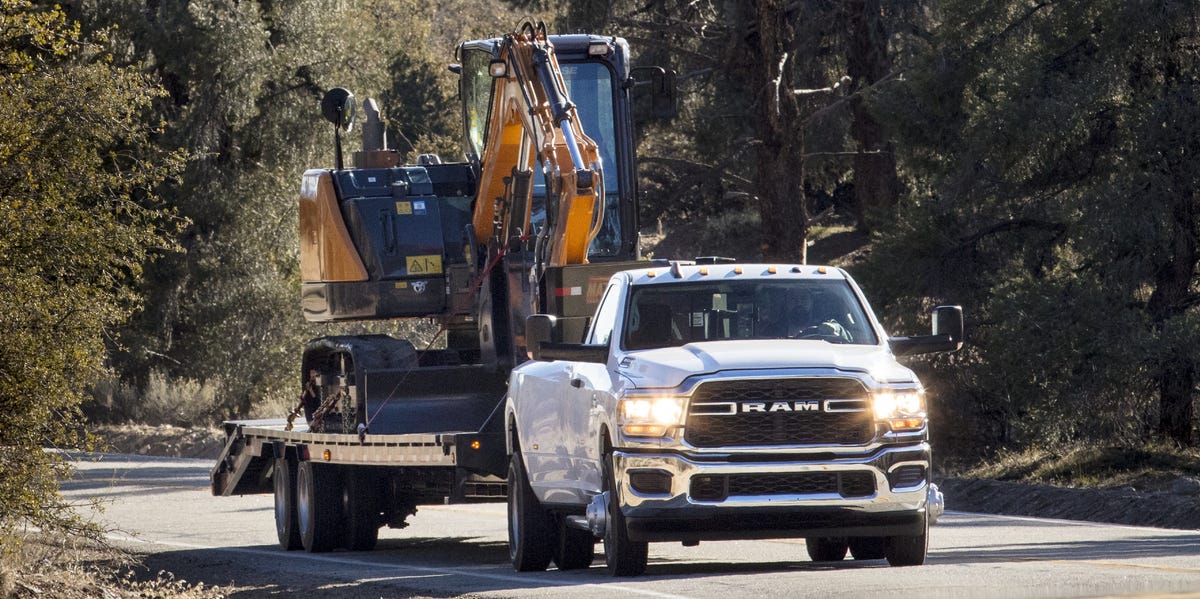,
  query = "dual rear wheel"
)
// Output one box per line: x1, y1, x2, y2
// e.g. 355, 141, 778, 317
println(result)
273, 457, 381, 553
